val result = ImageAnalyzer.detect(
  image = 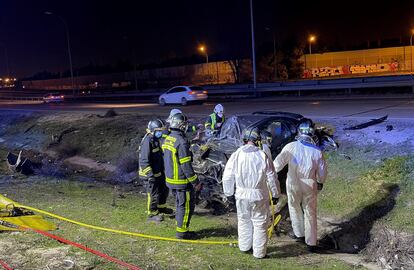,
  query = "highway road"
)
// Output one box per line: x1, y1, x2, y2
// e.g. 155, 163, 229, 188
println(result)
0, 96, 413, 119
